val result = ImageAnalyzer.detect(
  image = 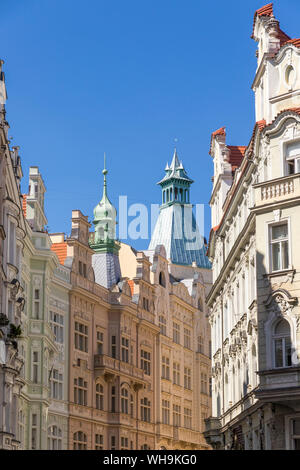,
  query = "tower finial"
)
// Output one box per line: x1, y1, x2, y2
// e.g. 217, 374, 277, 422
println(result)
102, 152, 108, 197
